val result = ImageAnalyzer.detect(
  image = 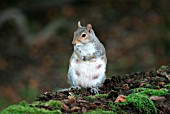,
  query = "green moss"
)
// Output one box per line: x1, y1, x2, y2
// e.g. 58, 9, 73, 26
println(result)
47, 100, 62, 109
145, 84, 151, 87
31, 101, 45, 106
114, 87, 167, 114
126, 93, 157, 114
164, 84, 170, 89
86, 94, 108, 100
133, 88, 168, 96
87, 90, 158, 114
31, 100, 62, 109
86, 88, 166, 114
86, 109, 116, 114
108, 101, 126, 114
1, 101, 62, 114
126, 87, 168, 114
